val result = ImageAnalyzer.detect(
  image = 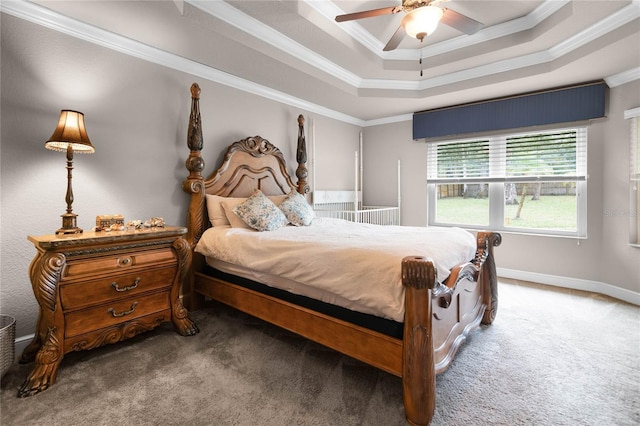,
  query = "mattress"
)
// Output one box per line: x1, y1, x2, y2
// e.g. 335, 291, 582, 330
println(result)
195, 217, 477, 322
